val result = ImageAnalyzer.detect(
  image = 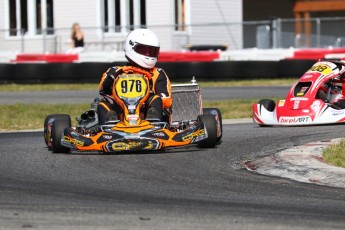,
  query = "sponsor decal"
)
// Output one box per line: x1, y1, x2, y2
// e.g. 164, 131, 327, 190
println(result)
311, 100, 321, 113
296, 86, 309, 96
193, 133, 207, 143
182, 129, 206, 142
152, 132, 166, 137
279, 116, 311, 124
102, 135, 112, 140
332, 111, 345, 116
293, 100, 300, 109
111, 141, 153, 151
278, 100, 285, 107
63, 136, 84, 146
